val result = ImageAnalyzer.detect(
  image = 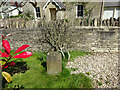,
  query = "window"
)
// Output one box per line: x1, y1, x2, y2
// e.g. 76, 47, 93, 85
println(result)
77, 5, 83, 17
35, 7, 41, 18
